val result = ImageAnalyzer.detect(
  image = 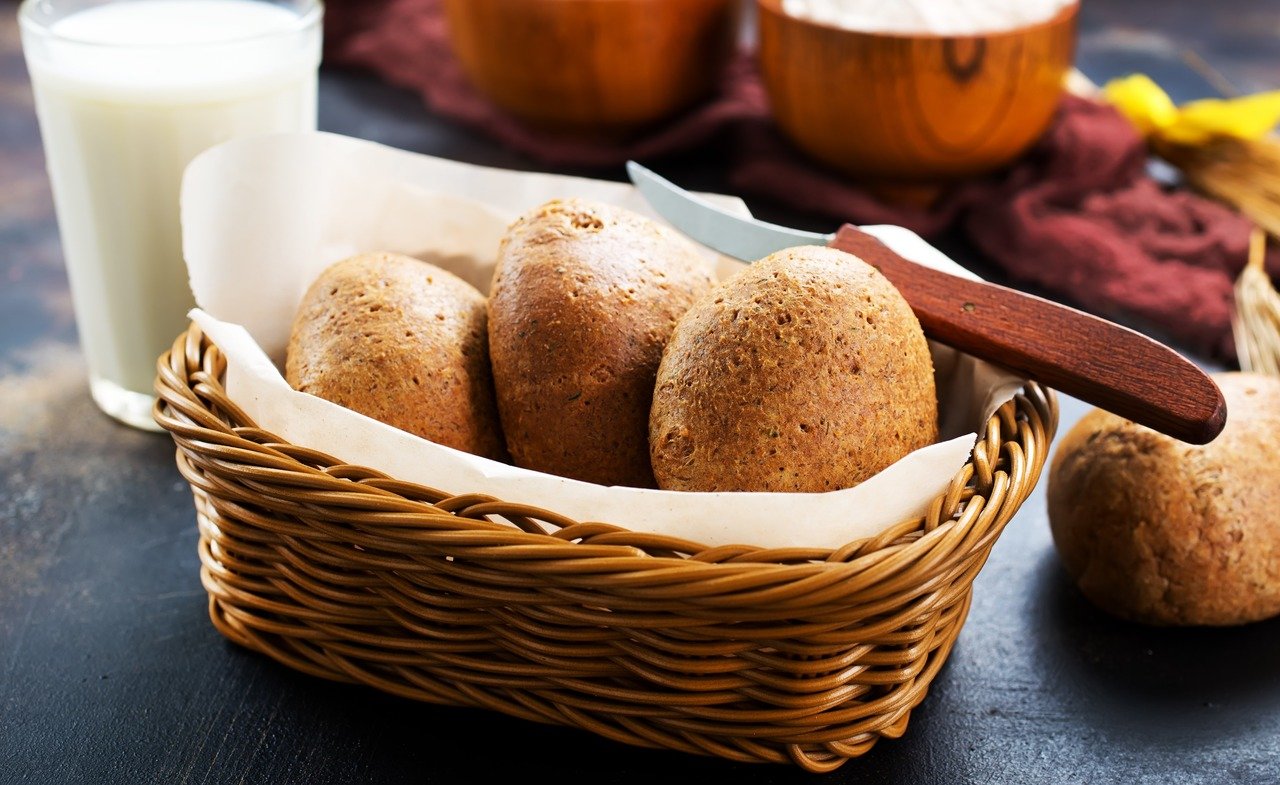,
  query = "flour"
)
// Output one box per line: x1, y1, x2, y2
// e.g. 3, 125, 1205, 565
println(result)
781, 0, 1077, 35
